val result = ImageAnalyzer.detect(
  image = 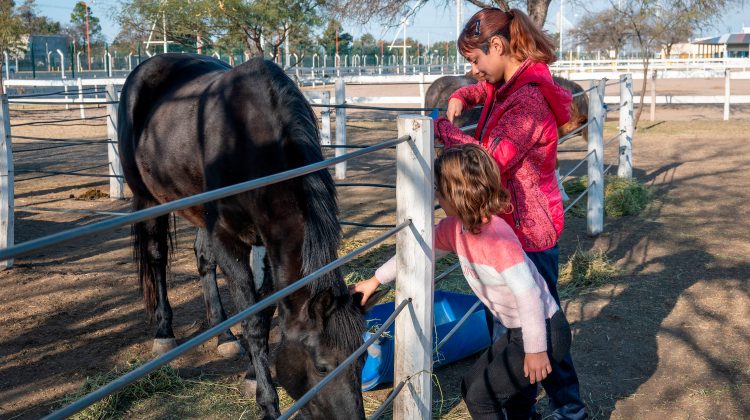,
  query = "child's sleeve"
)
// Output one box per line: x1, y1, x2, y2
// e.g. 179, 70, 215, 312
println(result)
495, 243, 547, 353
373, 220, 455, 285
485, 92, 550, 171
448, 82, 487, 111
